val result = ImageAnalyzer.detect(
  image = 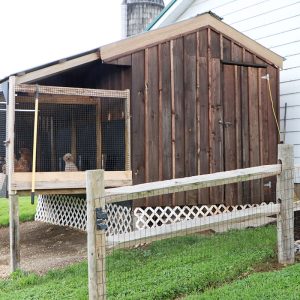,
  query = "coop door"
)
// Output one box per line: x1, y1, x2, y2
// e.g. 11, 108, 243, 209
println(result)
221, 64, 277, 205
